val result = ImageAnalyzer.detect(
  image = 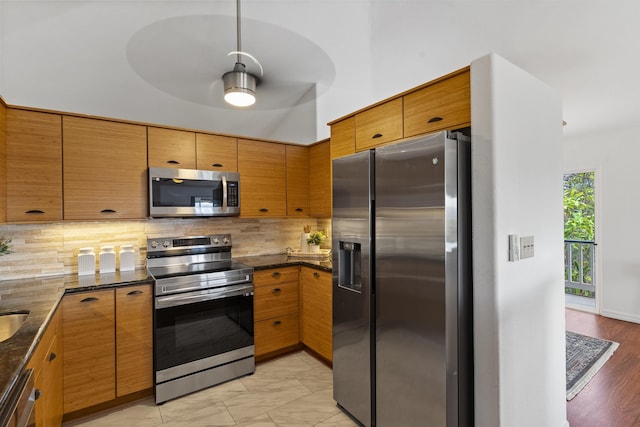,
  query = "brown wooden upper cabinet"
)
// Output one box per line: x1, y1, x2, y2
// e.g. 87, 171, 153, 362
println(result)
63, 116, 148, 220
355, 98, 403, 151
330, 116, 355, 160
403, 69, 471, 138
286, 145, 309, 217
196, 133, 238, 171
330, 67, 471, 155
147, 127, 196, 169
309, 140, 331, 218
238, 139, 287, 217
6, 109, 63, 222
